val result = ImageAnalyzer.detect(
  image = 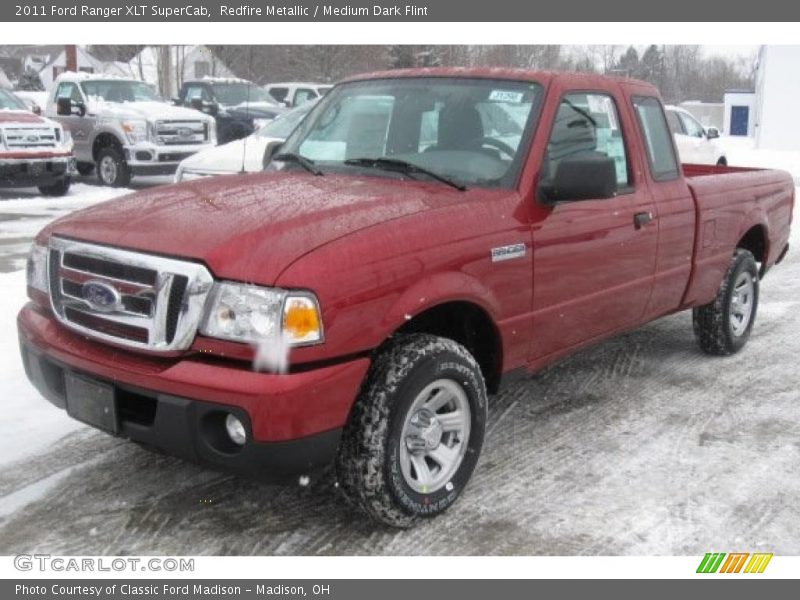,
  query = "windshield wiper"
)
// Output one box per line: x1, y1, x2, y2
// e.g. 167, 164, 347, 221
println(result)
273, 152, 323, 176
344, 157, 466, 191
